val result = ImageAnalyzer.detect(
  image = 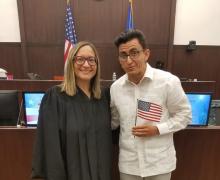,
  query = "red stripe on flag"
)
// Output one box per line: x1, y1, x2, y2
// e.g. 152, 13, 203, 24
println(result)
137, 110, 162, 122
138, 110, 162, 118
64, 40, 72, 62
137, 113, 161, 122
